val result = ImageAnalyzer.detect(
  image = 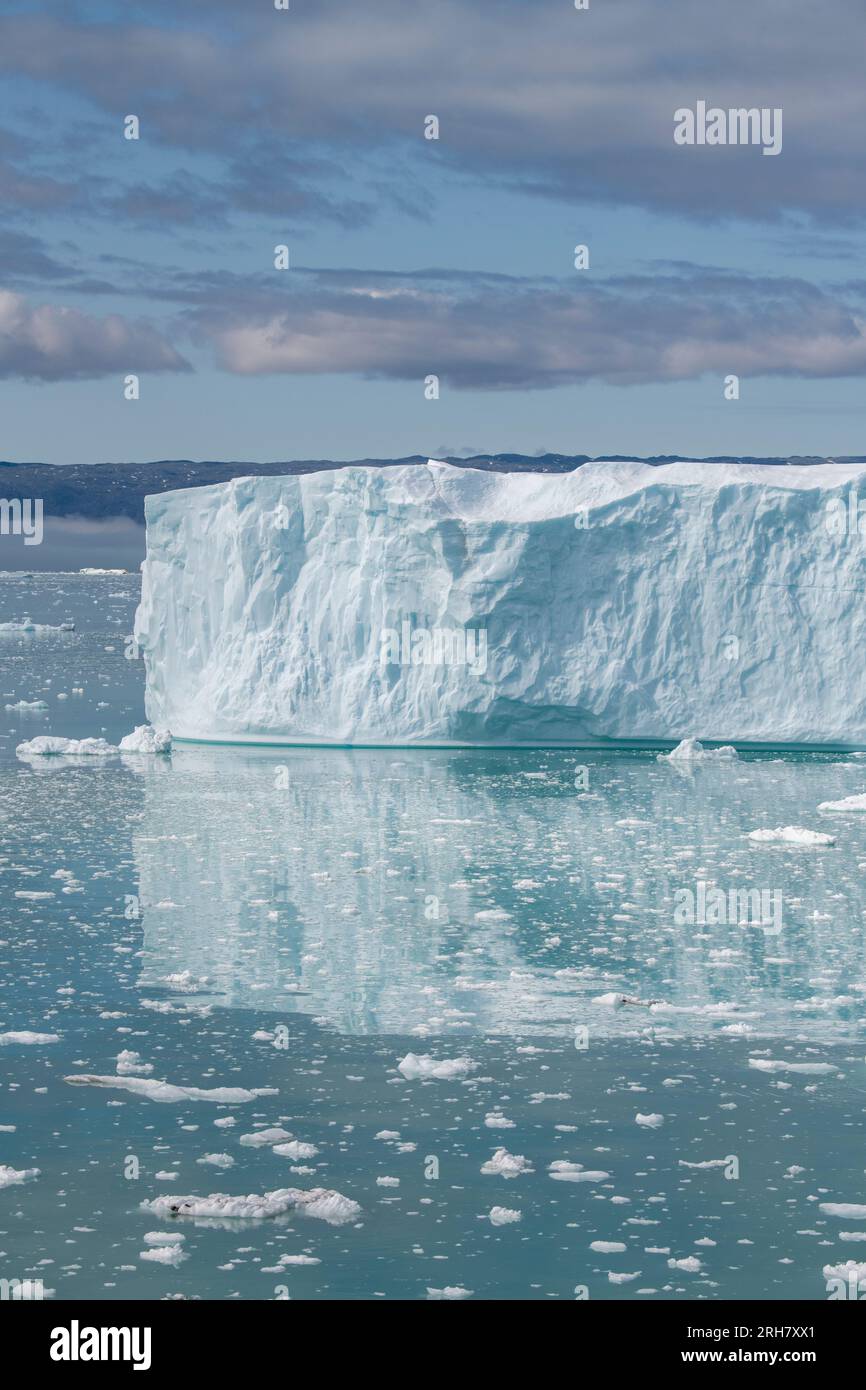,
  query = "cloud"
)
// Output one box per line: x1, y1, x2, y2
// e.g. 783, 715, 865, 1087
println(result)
186, 266, 866, 389
1, 1, 865, 222
0, 290, 191, 381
